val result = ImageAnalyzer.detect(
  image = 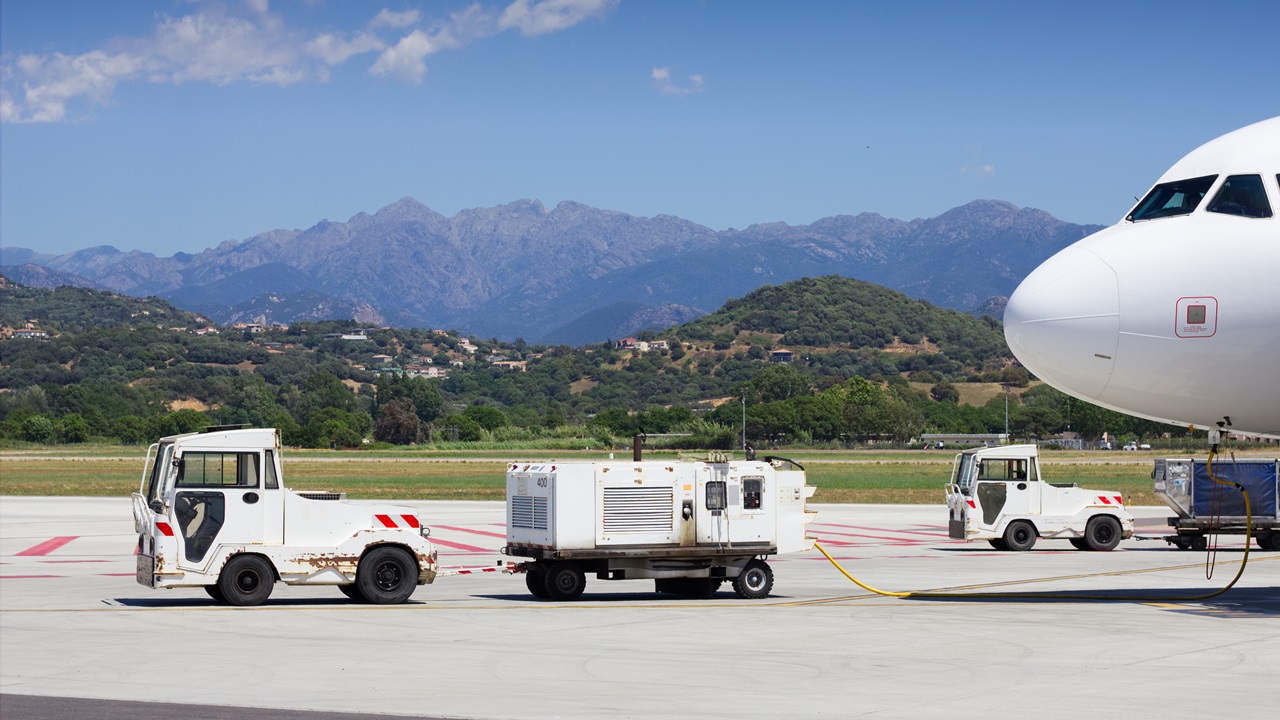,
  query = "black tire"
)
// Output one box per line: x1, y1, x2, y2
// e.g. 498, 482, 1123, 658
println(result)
543, 562, 586, 601
356, 546, 418, 605
1003, 521, 1037, 551
525, 564, 550, 599
732, 559, 774, 599
1256, 533, 1280, 551
654, 578, 678, 594
988, 538, 1009, 550
1084, 516, 1122, 551
218, 554, 274, 606
1069, 538, 1090, 551
204, 584, 227, 602
1189, 535, 1208, 552
338, 584, 367, 602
